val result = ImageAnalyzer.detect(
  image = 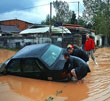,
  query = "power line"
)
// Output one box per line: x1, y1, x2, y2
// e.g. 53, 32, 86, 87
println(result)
0, 3, 50, 14
68, 2, 79, 4
19, 3, 50, 11
0, 3, 50, 13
